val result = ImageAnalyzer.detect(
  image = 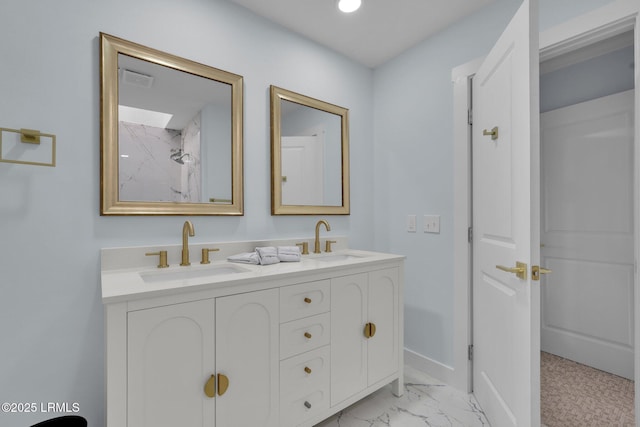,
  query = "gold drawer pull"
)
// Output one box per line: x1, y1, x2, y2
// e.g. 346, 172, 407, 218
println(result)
217, 373, 229, 396
204, 374, 216, 398
304, 366, 312, 374
363, 322, 377, 338
304, 297, 312, 304
304, 332, 312, 339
